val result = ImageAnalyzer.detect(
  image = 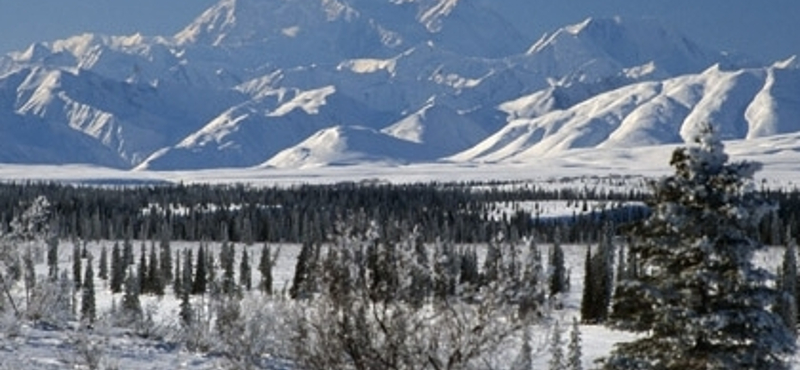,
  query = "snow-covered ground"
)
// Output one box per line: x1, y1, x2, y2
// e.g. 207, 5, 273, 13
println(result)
1, 239, 794, 369
1, 134, 798, 189
0, 241, 628, 369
